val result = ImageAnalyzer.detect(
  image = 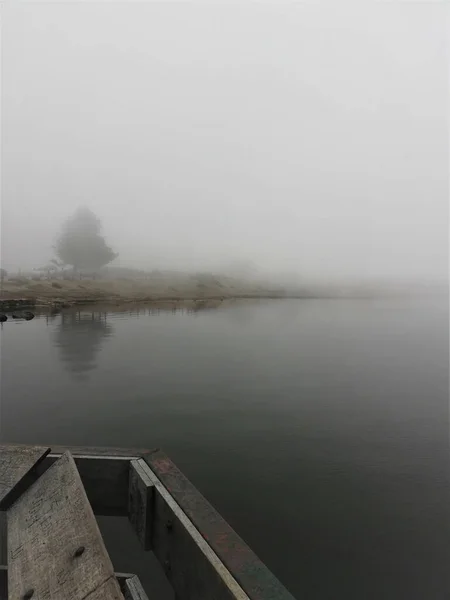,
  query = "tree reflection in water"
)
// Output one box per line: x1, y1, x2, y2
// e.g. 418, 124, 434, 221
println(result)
54, 311, 113, 379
